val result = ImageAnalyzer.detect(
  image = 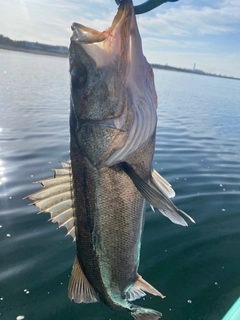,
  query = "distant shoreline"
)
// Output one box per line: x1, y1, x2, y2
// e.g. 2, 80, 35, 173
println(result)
1, 44, 239, 81
152, 64, 240, 81
0, 44, 68, 58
